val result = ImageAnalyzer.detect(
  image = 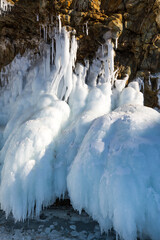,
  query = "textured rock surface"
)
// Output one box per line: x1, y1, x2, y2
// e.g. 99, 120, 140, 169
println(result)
0, 0, 42, 71
0, 0, 160, 108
